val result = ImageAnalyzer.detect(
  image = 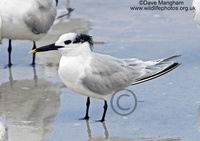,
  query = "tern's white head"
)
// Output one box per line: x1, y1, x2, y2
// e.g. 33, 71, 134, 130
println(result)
29, 33, 94, 56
